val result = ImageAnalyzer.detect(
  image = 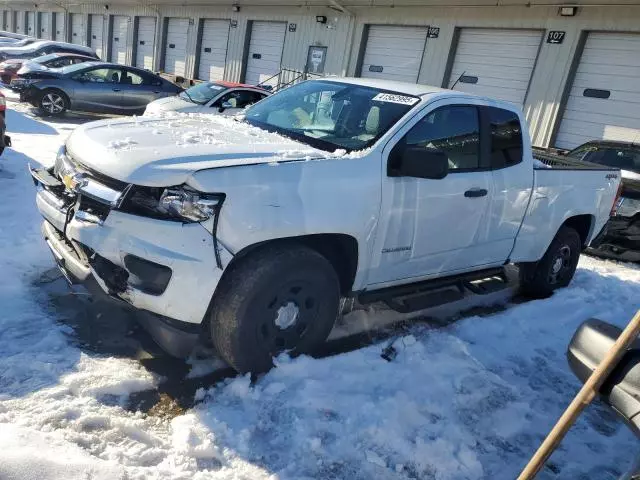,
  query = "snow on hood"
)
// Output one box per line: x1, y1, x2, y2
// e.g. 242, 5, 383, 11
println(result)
65, 113, 331, 186
144, 95, 203, 115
